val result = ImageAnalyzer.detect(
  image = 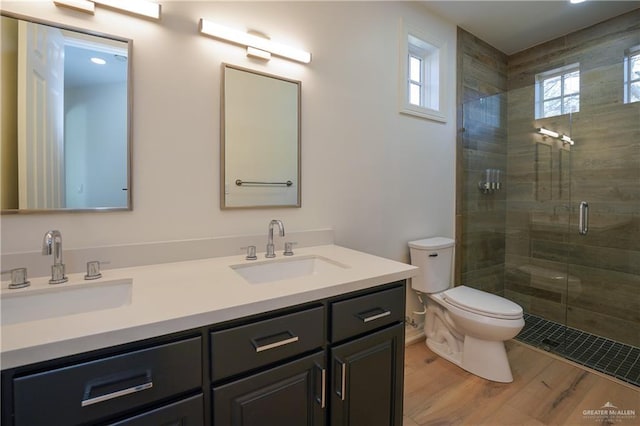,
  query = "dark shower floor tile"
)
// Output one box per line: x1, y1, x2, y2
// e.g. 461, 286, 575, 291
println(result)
516, 313, 640, 388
